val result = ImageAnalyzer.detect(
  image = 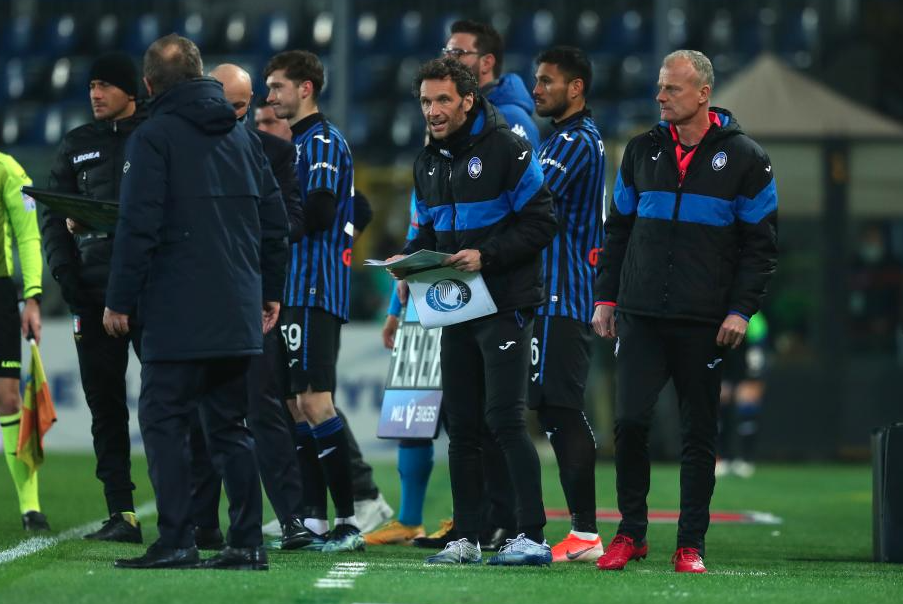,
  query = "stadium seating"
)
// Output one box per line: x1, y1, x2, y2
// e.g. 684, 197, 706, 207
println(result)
0, 1, 850, 160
